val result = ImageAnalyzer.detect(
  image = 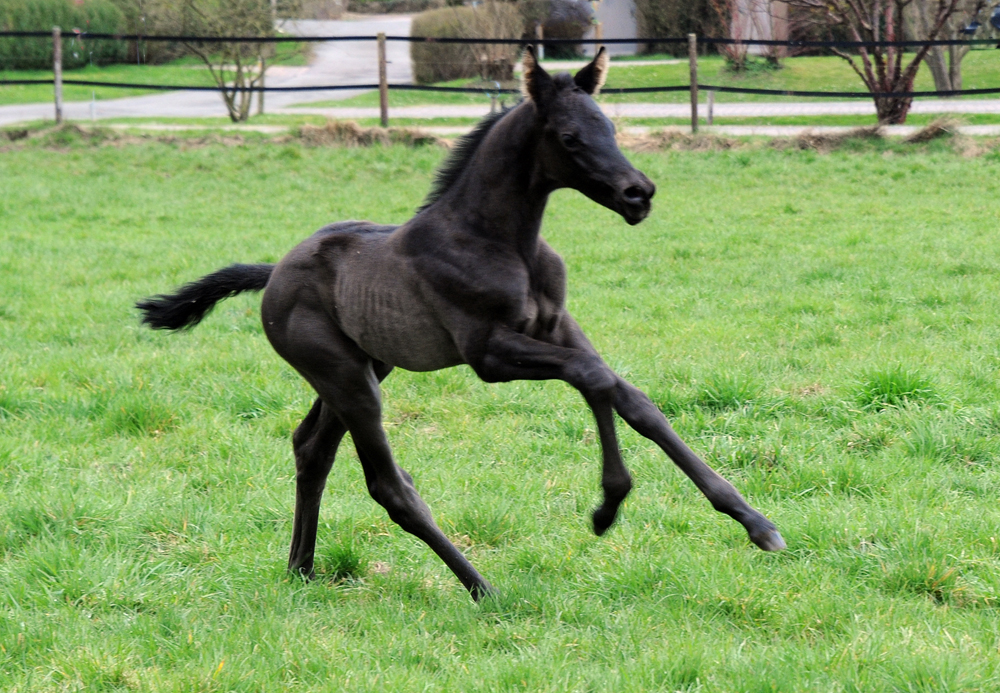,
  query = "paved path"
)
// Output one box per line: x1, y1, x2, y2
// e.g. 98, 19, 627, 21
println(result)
0, 15, 412, 126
